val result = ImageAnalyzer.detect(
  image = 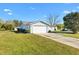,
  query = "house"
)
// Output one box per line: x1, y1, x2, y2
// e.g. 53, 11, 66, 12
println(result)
14, 21, 57, 33
30, 21, 57, 33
